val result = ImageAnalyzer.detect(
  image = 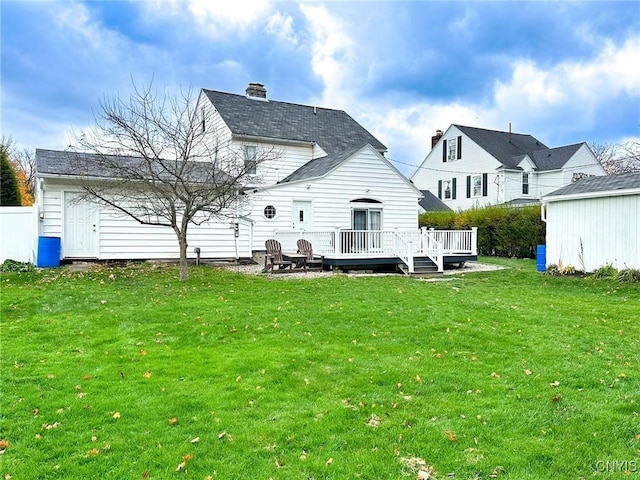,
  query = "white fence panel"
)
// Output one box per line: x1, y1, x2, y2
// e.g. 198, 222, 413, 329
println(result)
0, 206, 38, 263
